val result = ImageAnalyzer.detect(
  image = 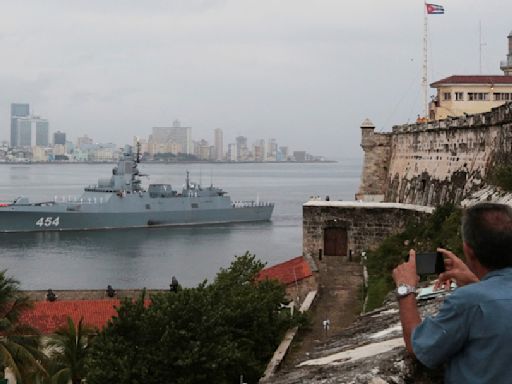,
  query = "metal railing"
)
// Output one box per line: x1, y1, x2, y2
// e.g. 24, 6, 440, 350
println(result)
232, 201, 274, 208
